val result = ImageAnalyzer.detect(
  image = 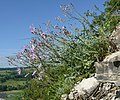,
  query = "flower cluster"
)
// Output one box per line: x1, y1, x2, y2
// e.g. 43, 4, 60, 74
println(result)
30, 24, 36, 34
7, 23, 73, 79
